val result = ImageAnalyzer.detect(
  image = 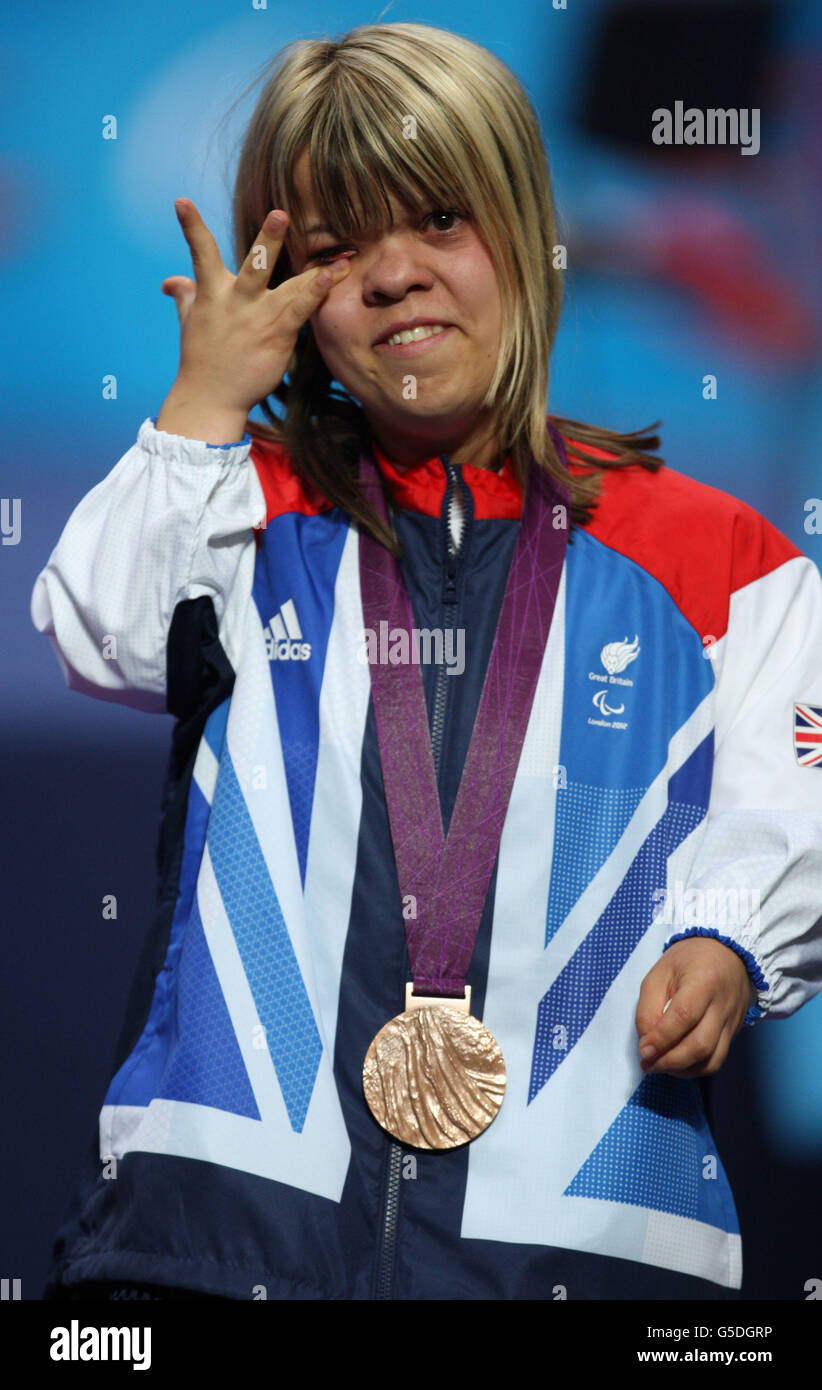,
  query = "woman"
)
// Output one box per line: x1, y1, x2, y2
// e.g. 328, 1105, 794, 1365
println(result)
32, 22, 822, 1300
